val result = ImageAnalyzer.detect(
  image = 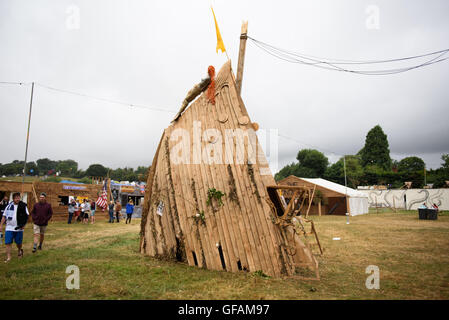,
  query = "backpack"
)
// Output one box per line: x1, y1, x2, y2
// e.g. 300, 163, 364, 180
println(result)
15, 201, 29, 230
